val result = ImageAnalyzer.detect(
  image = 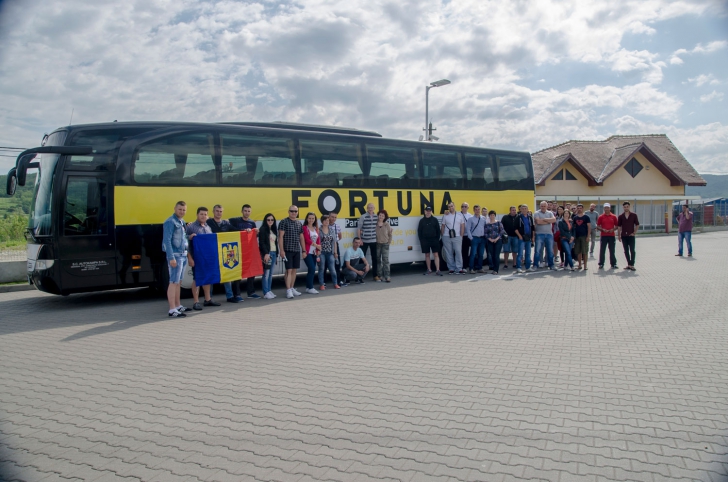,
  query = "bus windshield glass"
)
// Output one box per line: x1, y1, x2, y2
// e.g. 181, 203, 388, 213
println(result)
29, 153, 60, 237
28, 130, 67, 237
